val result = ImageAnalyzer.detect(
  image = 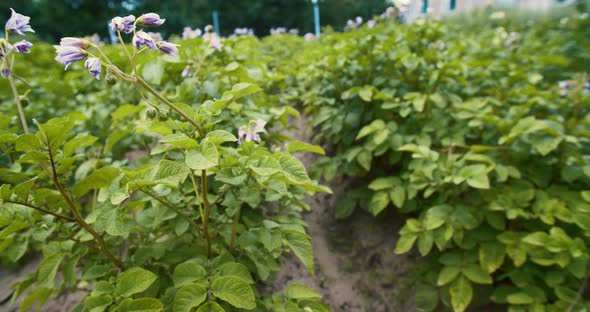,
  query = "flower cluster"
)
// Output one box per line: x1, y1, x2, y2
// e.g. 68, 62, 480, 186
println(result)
558, 80, 590, 96
345, 16, 363, 30
203, 27, 222, 51
270, 27, 287, 35
381, 6, 398, 19
238, 119, 266, 144
233, 27, 254, 36
304, 33, 315, 42
1, 9, 35, 78
182, 27, 202, 39
54, 12, 180, 79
